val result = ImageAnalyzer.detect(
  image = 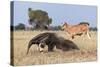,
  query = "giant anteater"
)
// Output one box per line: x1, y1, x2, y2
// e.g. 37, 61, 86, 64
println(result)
27, 32, 79, 54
